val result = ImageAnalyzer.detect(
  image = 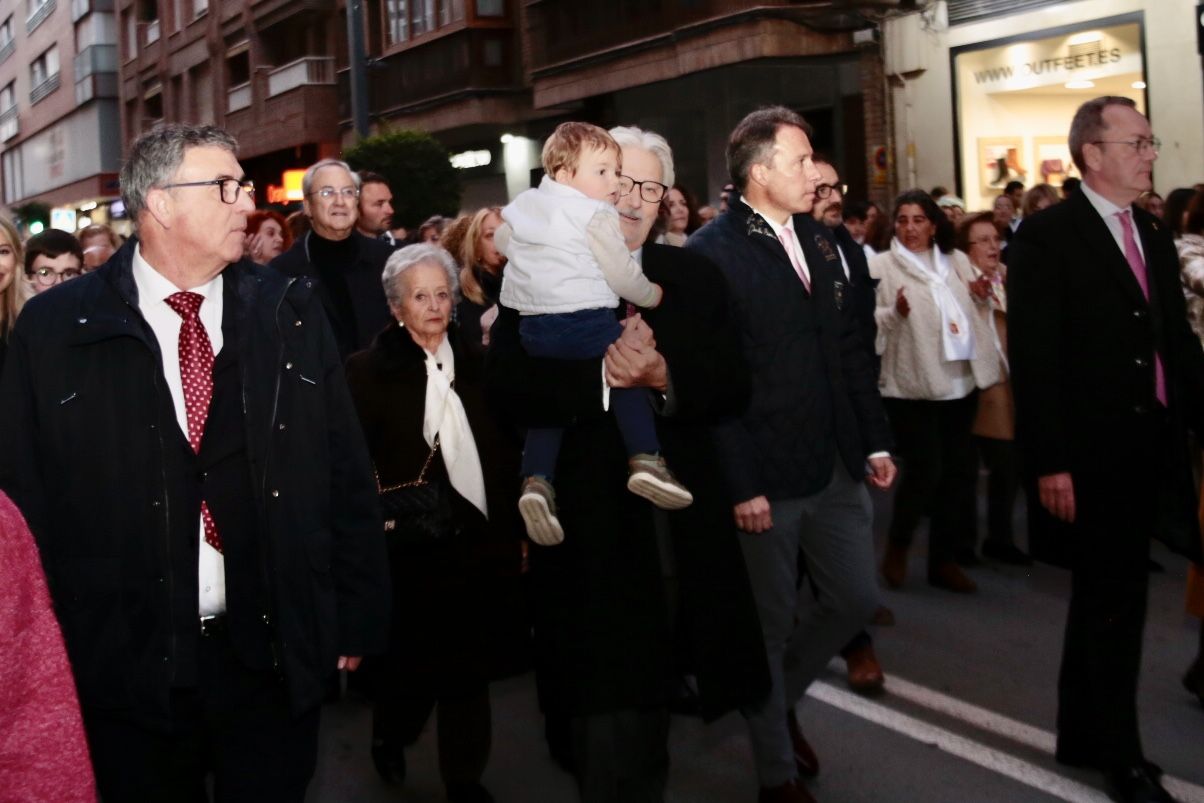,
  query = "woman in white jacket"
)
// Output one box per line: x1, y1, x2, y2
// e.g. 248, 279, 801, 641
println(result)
871, 190, 1001, 594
